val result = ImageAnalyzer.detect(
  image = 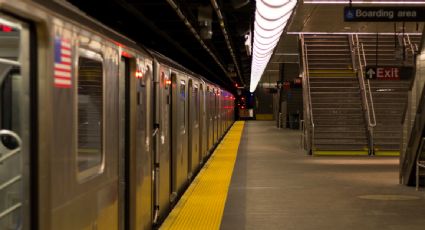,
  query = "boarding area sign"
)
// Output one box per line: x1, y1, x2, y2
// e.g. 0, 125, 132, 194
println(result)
365, 66, 413, 80
344, 7, 425, 22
